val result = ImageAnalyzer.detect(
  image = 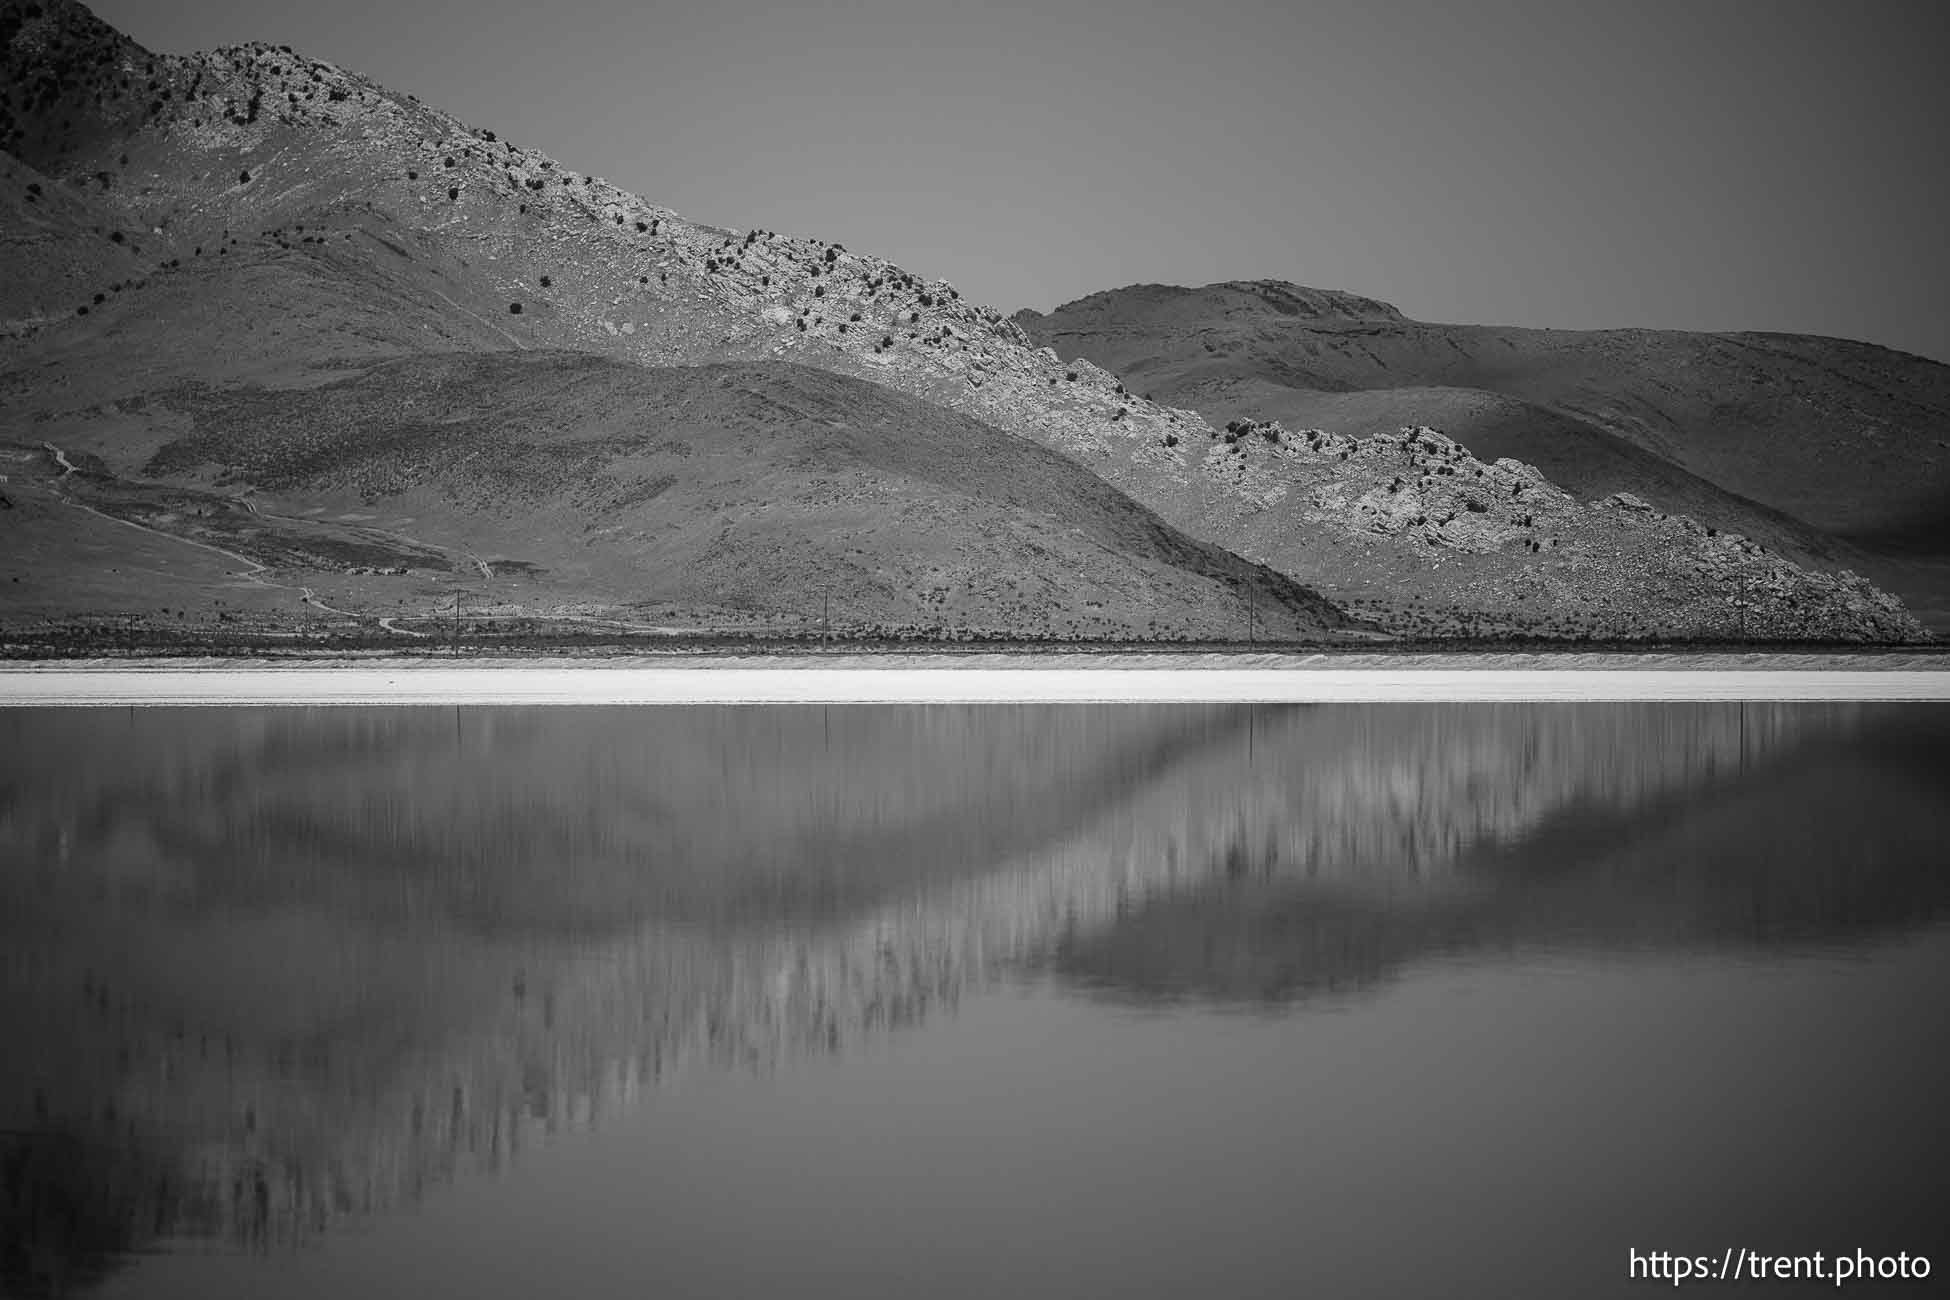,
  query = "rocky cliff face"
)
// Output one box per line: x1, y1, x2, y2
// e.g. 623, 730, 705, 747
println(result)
0, 0, 1929, 641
